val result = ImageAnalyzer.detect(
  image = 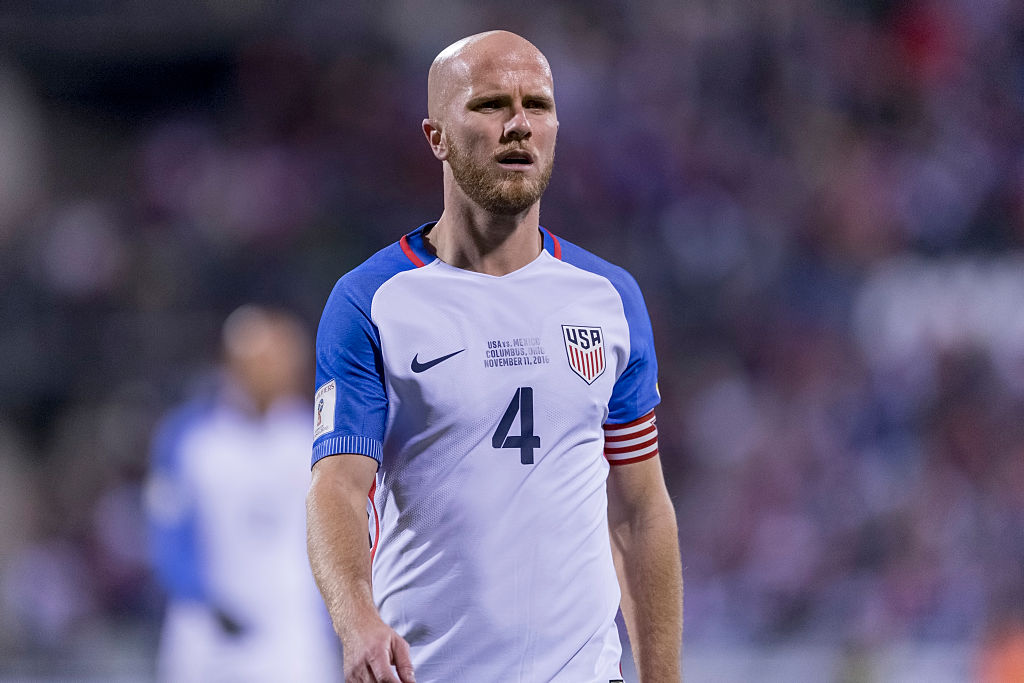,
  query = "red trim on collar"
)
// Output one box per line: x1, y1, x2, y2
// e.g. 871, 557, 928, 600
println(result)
399, 234, 426, 267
